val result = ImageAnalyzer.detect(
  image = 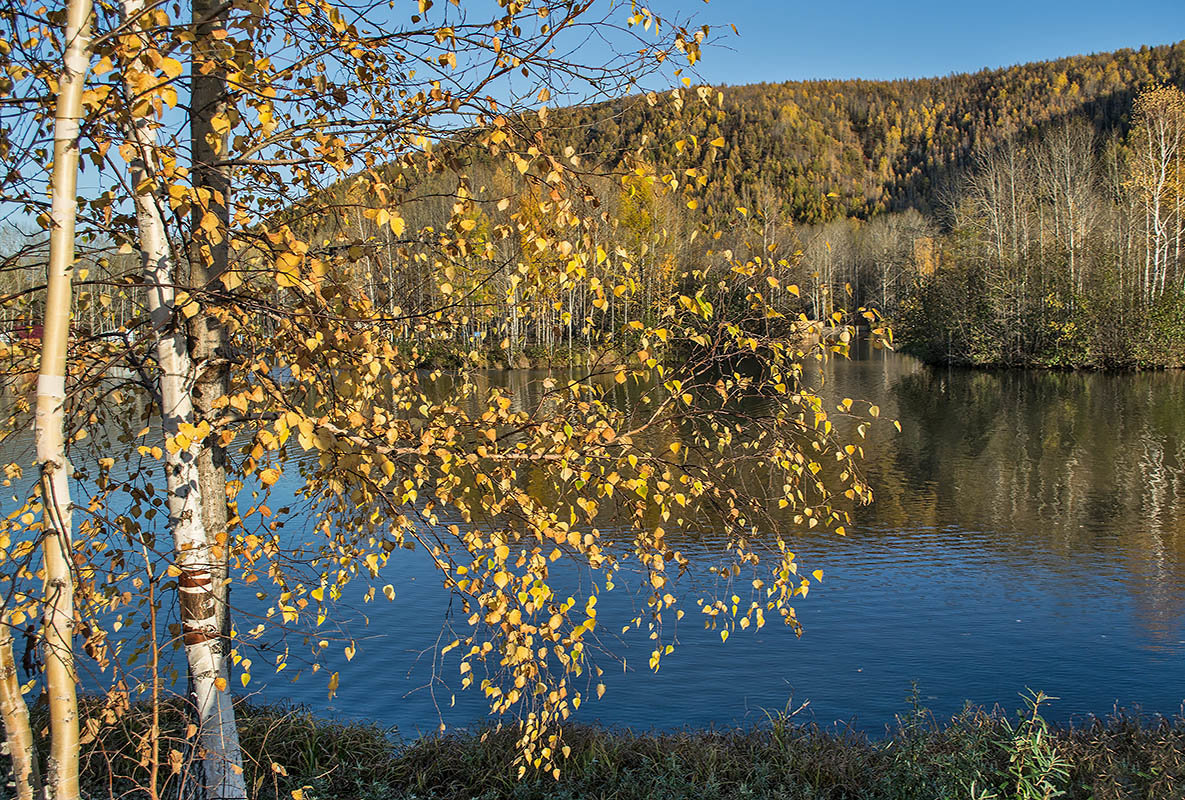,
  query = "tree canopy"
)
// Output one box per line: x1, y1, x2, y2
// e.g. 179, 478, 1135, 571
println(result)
0, 1, 887, 797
